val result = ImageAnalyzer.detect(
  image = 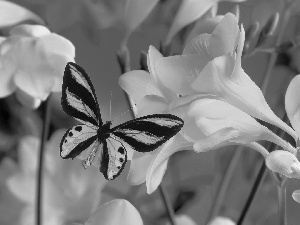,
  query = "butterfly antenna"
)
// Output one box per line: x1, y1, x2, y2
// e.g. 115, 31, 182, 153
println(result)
112, 104, 136, 123
109, 91, 112, 121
